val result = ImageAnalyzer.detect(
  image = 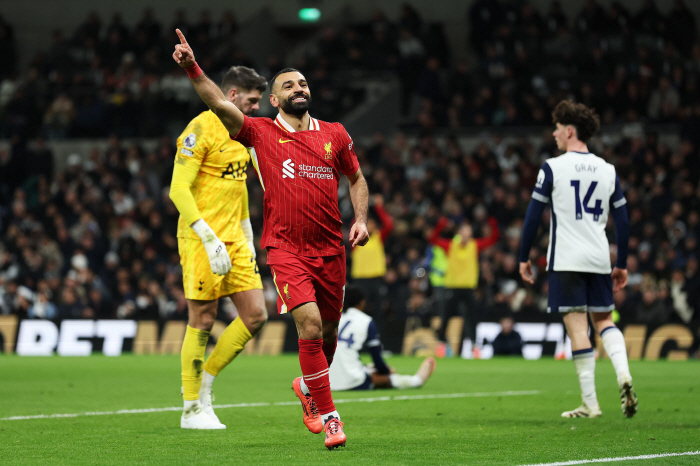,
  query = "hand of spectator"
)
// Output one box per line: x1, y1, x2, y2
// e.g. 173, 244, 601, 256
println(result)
611, 267, 628, 292
349, 221, 370, 247
519, 260, 535, 285
173, 29, 195, 68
